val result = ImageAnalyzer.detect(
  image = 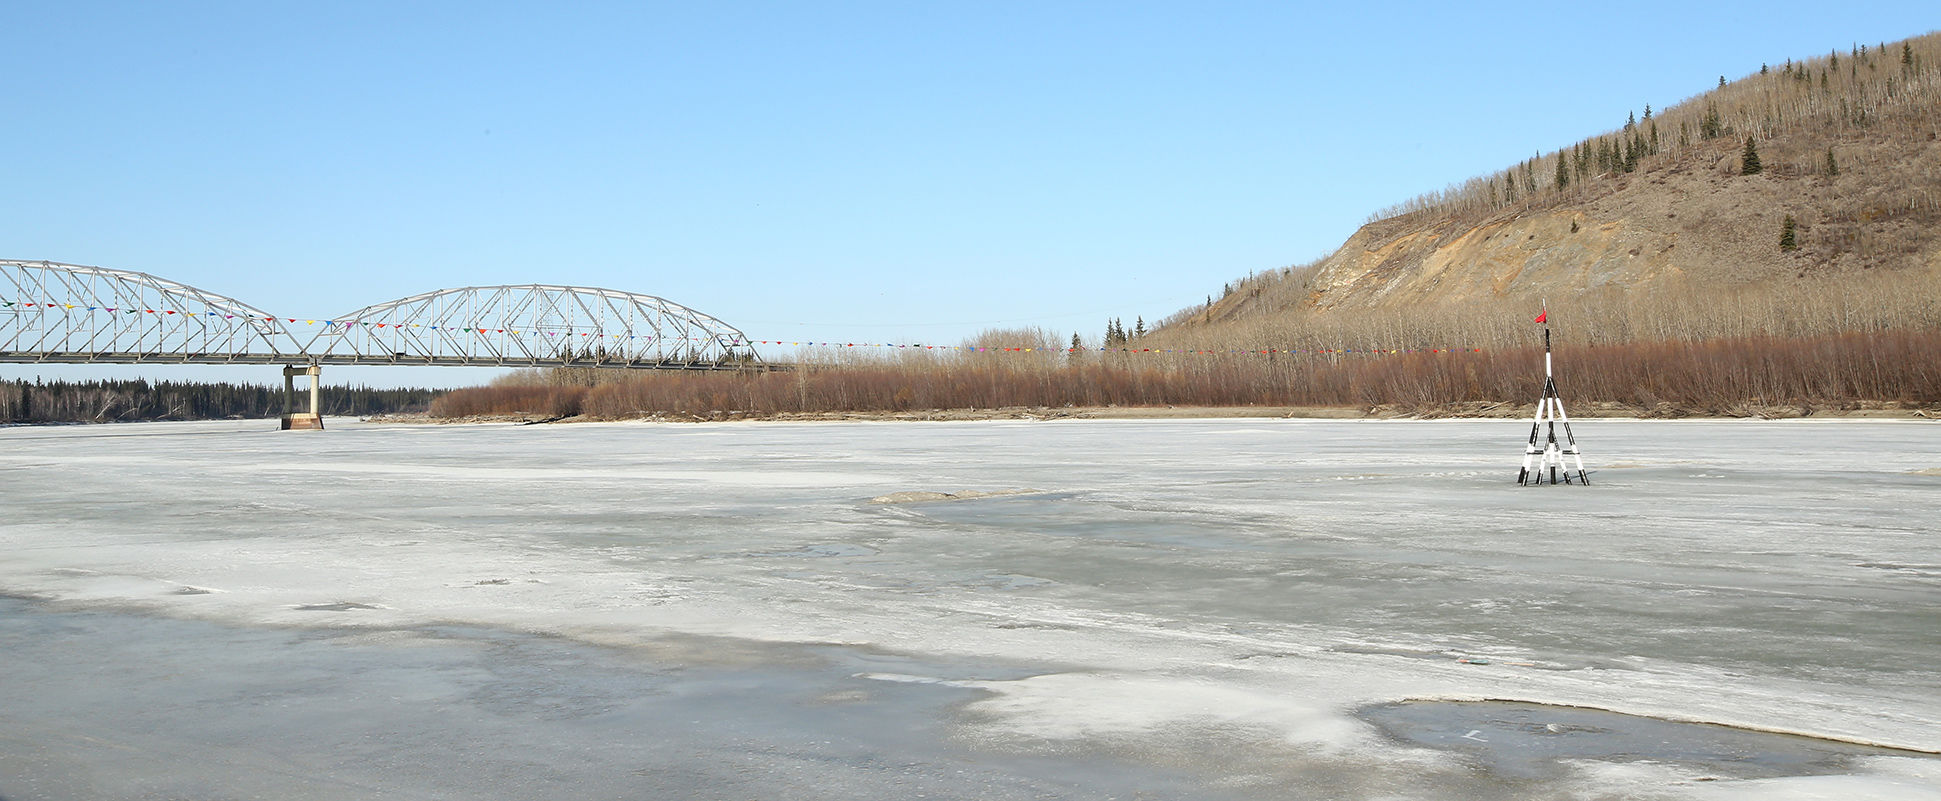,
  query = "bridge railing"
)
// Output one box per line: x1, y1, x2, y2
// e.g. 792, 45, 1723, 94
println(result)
1, 260, 303, 363
306, 284, 762, 367
2, 264, 767, 369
